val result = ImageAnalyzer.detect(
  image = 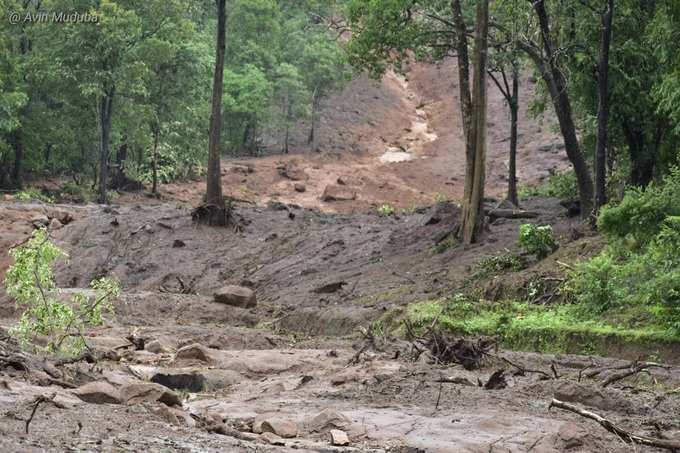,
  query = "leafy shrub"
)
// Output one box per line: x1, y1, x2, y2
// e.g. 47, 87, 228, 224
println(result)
519, 171, 577, 199
598, 167, 680, 249
377, 203, 395, 217
518, 224, 557, 259
4, 229, 120, 355
15, 188, 54, 203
